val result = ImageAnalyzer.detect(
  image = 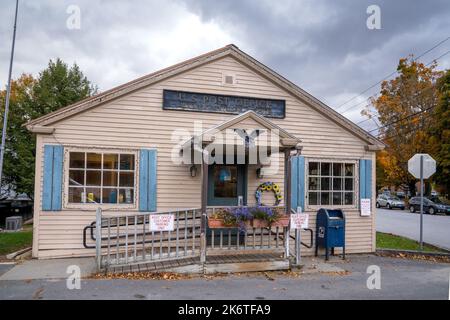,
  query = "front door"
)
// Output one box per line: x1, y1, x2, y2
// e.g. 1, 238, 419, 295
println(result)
207, 164, 247, 206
